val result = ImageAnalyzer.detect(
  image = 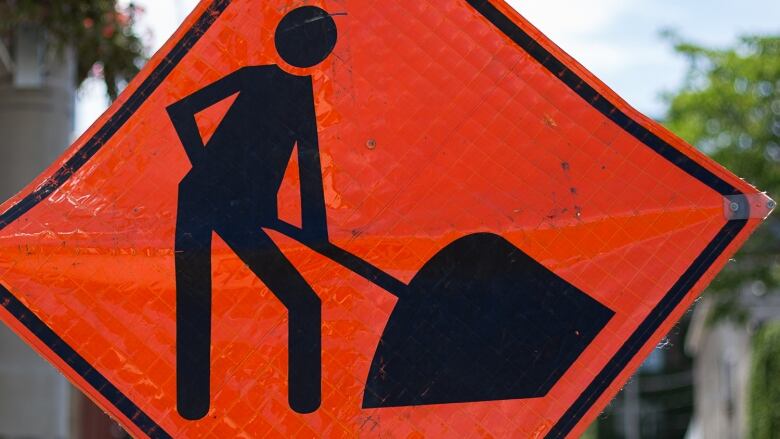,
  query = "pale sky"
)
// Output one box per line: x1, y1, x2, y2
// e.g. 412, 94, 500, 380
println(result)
75, 0, 780, 137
